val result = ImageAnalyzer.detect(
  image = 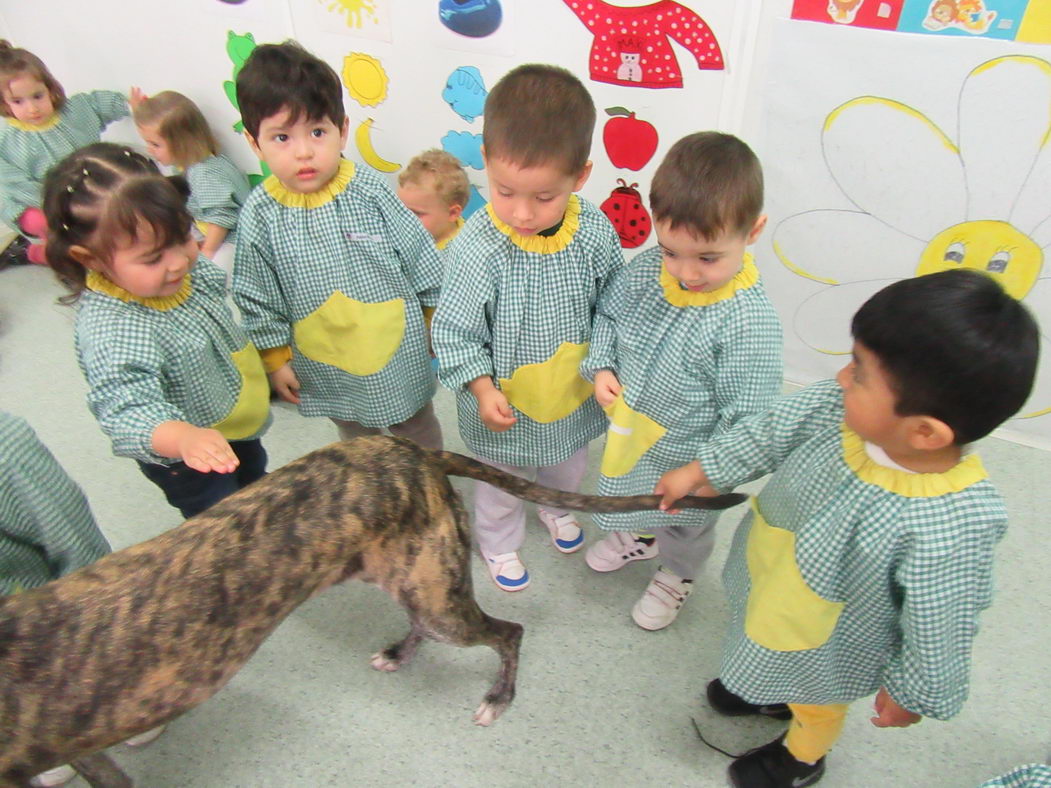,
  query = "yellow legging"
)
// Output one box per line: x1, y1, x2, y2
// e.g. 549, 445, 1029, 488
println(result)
785, 703, 850, 763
